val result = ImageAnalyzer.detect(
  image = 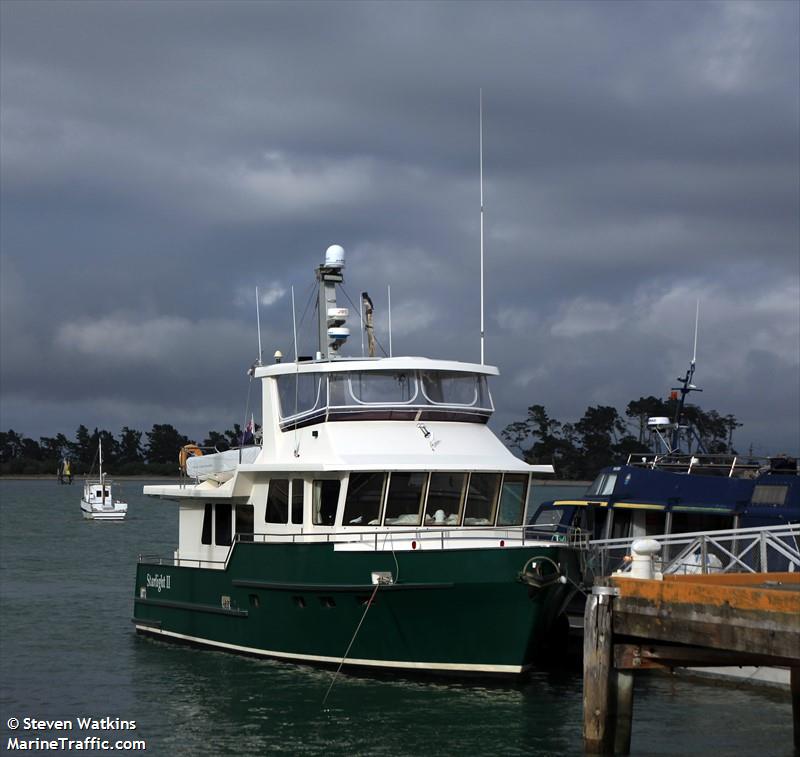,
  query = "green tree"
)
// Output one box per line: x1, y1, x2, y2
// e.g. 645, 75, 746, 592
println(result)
202, 430, 230, 451
145, 424, 190, 465
118, 426, 144, 465
625, 396, 668, 444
